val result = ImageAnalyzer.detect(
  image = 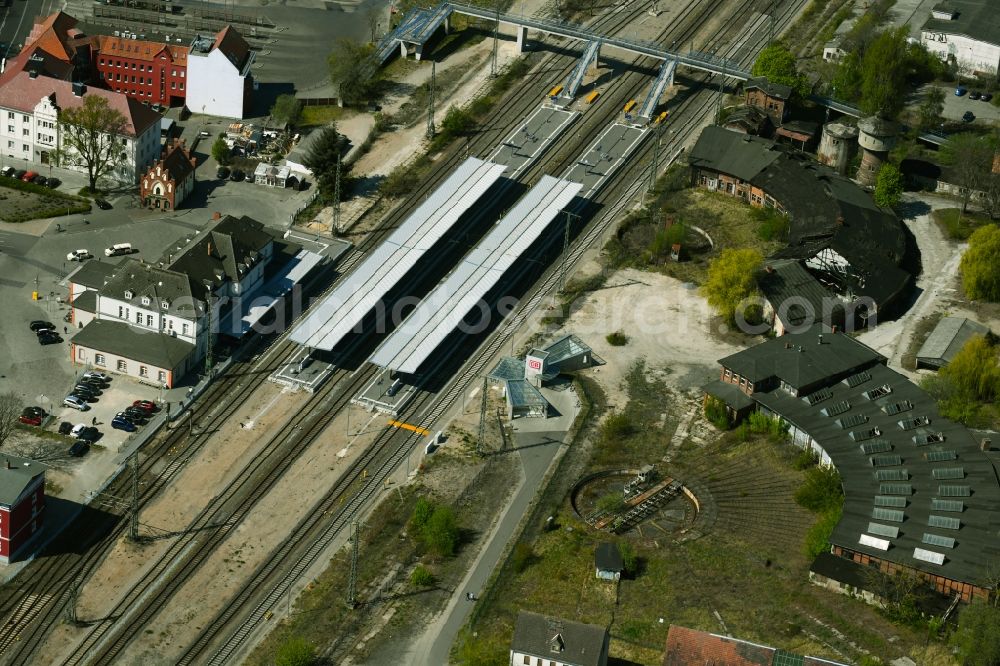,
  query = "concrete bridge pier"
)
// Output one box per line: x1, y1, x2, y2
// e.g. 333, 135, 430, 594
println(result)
515, 25, 528, 52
